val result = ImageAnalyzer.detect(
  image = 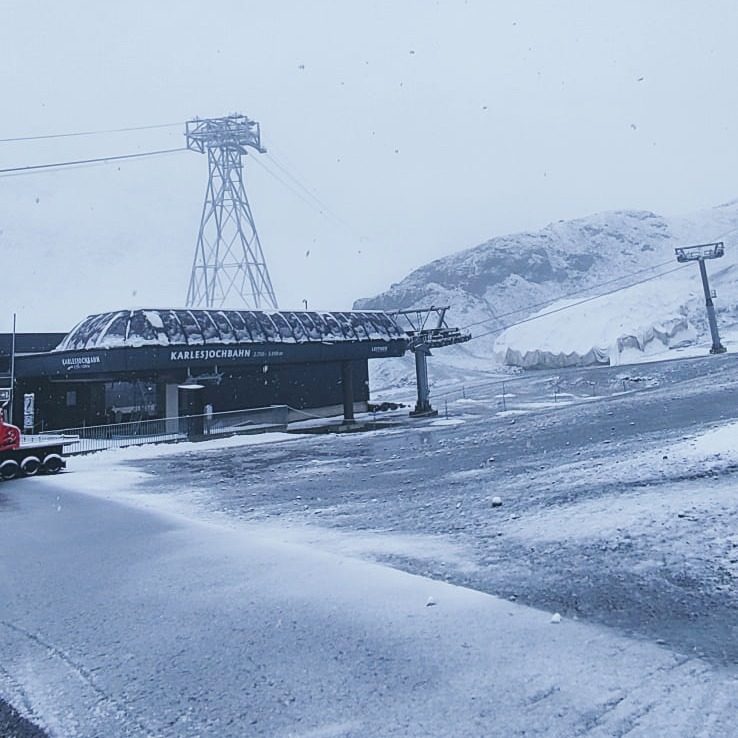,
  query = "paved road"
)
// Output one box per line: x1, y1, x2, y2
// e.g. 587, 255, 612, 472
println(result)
0, 700, 47, 738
